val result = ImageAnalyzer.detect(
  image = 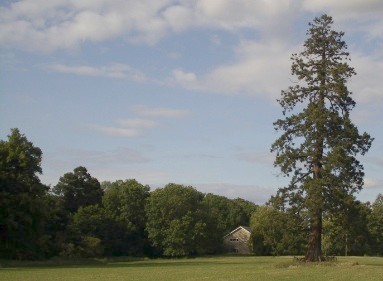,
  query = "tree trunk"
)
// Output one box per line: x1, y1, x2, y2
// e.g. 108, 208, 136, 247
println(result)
305, 162, 323, 261
305, 51, 326, 262
305, 204, 323, 261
